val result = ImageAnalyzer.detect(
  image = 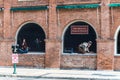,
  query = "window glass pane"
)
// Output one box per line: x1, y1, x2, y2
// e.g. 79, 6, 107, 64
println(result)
17, 23, 45, 53
63, 21, 97, 54
117, 31, 120, 54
